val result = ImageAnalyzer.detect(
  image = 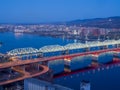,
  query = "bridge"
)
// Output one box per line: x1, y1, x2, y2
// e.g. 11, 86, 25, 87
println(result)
1, 39, 120, 85
0, 65, 49, 85
1, 48, 120, 69
7, 40, 120, 57
1, 48, 120, 85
